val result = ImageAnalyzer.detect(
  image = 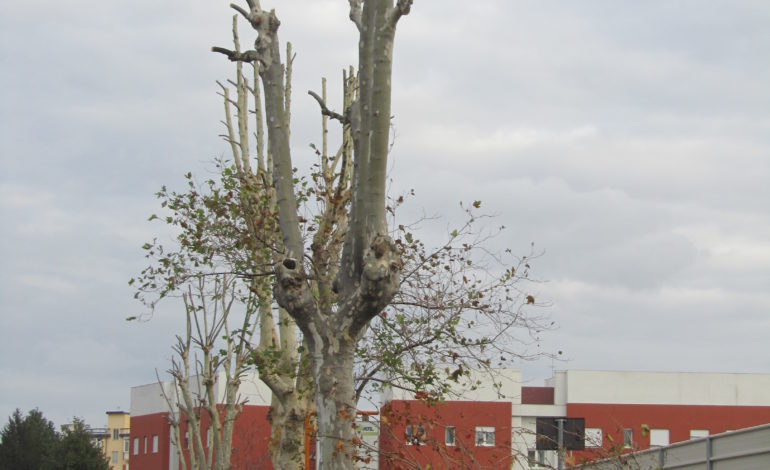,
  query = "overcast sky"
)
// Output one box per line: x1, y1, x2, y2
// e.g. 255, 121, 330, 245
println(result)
1, 1, 769, 428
